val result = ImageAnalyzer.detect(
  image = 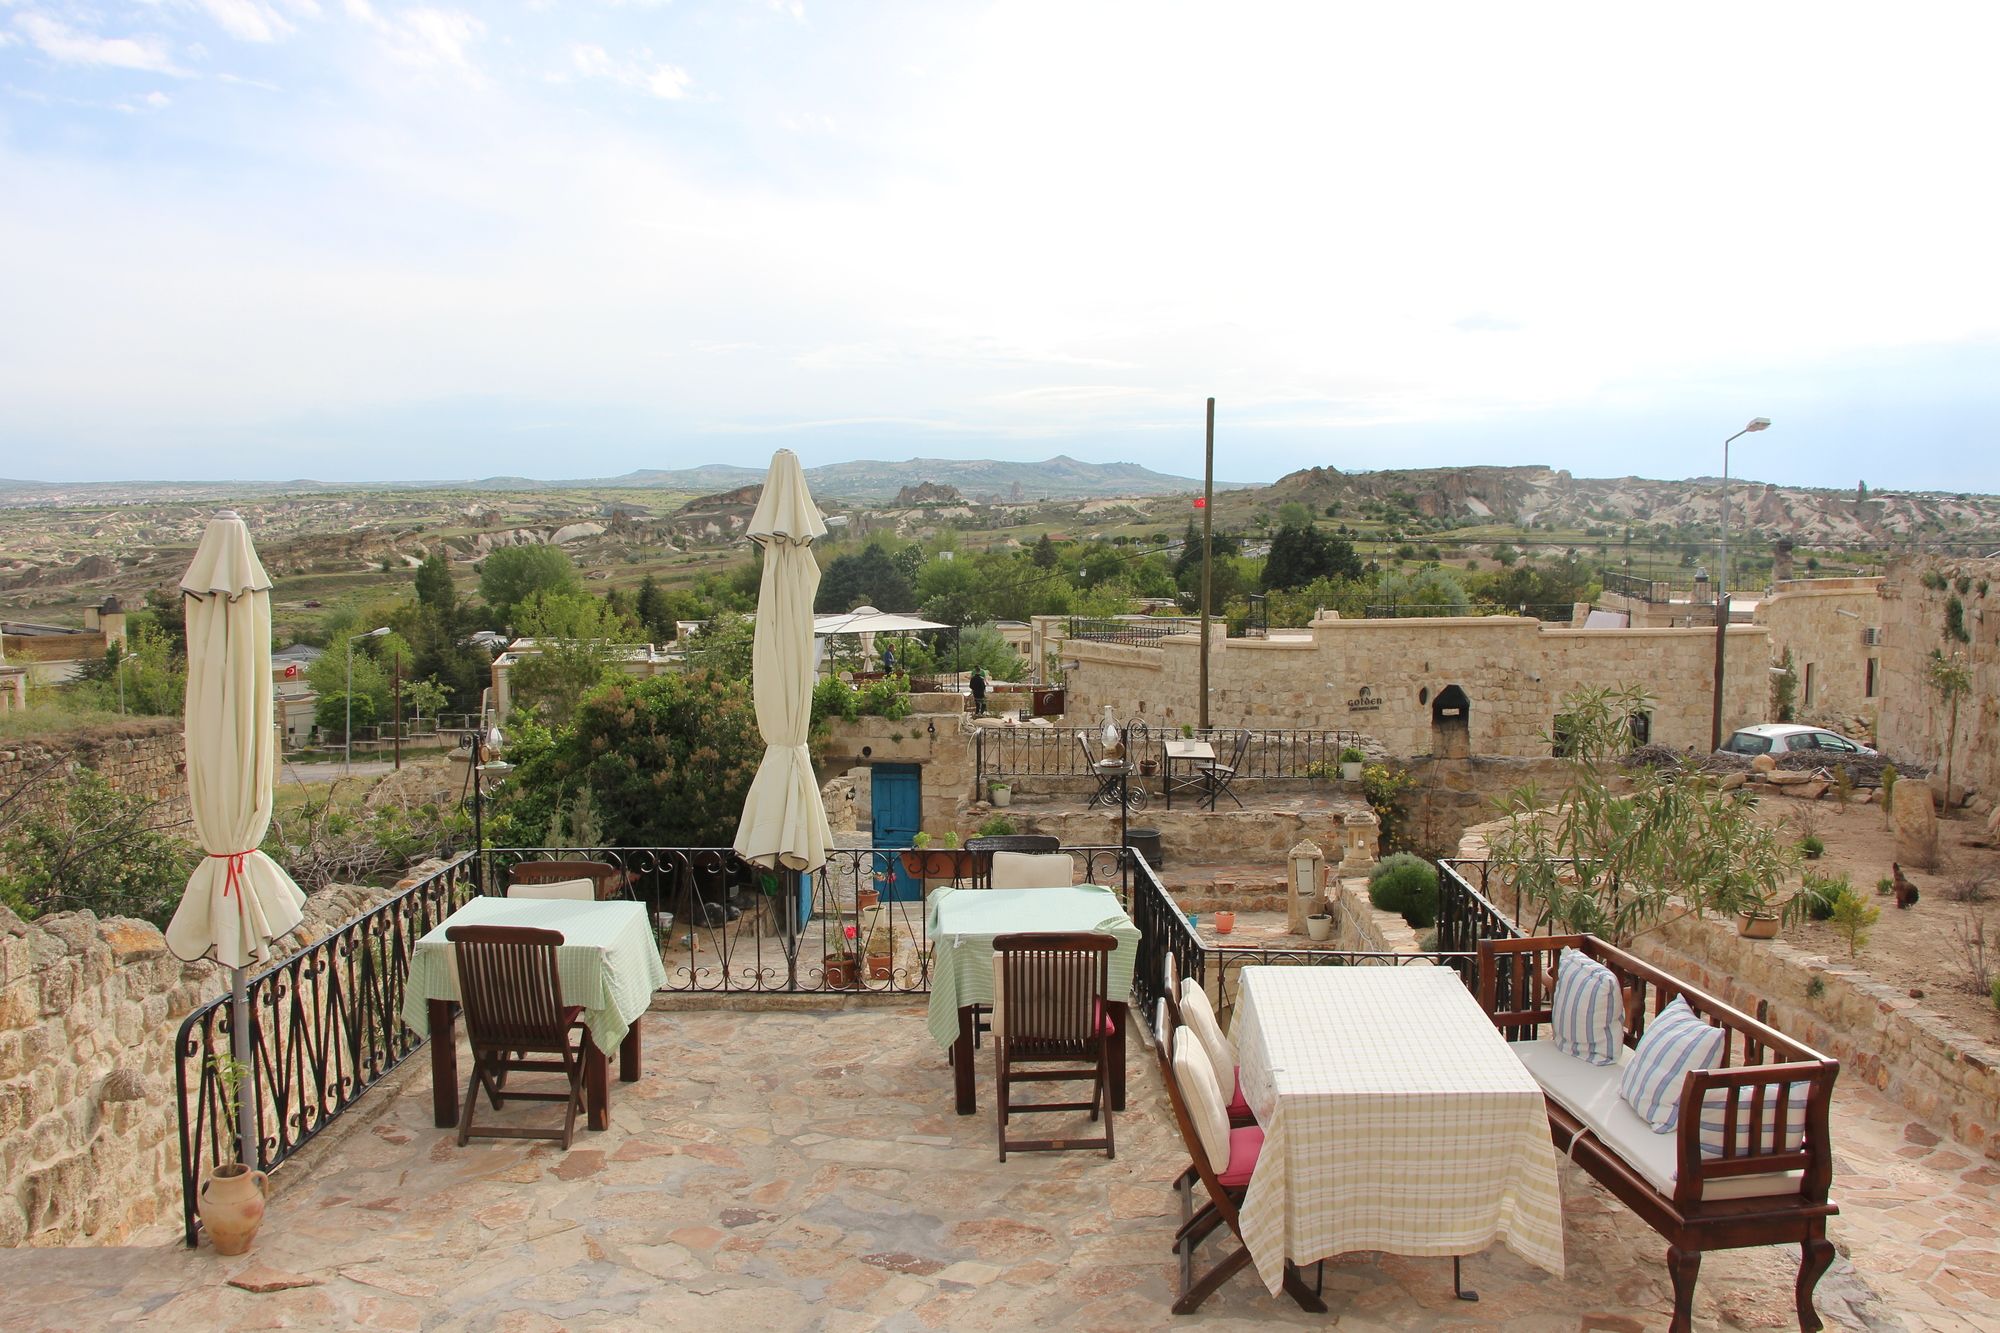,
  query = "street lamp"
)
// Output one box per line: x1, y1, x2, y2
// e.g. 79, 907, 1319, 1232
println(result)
344, 626, 390, 775
469, 726, 511, 894
1710, 417, 1771, 751
115, 650, 137, 715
